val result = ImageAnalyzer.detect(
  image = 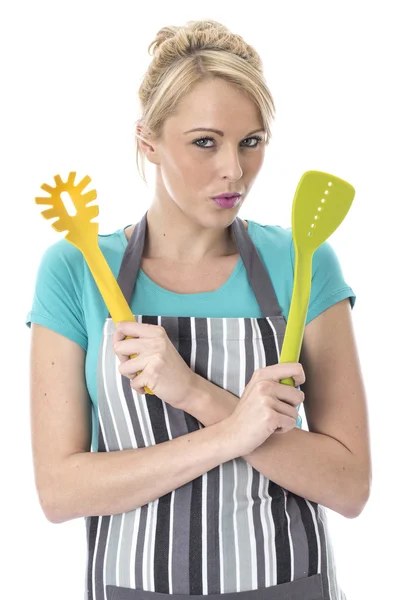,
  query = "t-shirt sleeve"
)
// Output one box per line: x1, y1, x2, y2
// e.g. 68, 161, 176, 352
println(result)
25, 240, 88, 351
290, 239, 356, 325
